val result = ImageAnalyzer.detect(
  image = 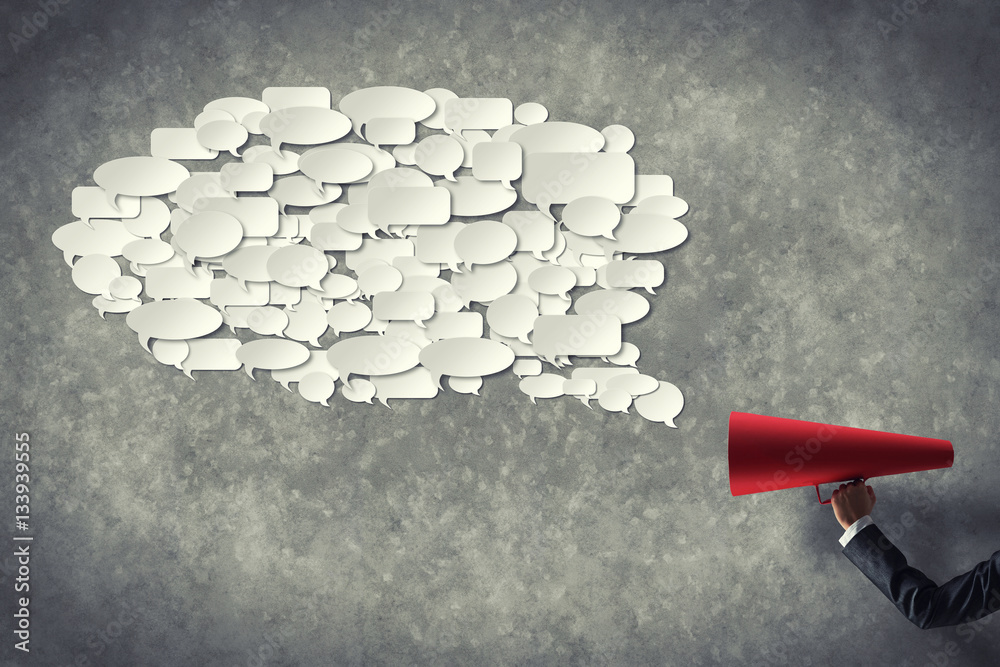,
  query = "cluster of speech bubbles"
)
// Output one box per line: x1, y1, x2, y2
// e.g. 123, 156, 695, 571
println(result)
54, 86, 688, 425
